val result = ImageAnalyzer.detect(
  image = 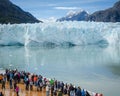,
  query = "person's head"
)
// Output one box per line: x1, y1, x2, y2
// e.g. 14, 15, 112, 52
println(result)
78, 86, 81, 90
